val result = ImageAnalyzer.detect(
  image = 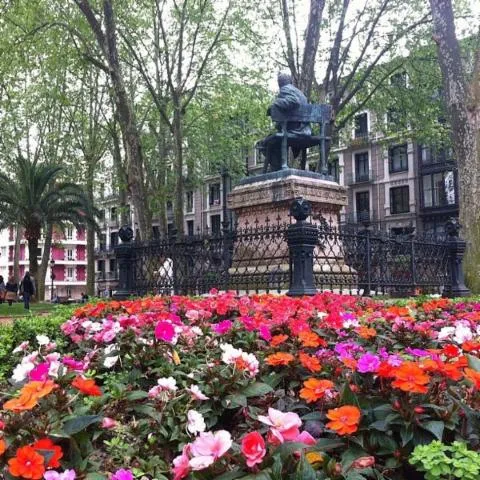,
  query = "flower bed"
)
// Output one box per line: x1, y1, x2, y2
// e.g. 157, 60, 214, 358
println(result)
1, 292, 480, 479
